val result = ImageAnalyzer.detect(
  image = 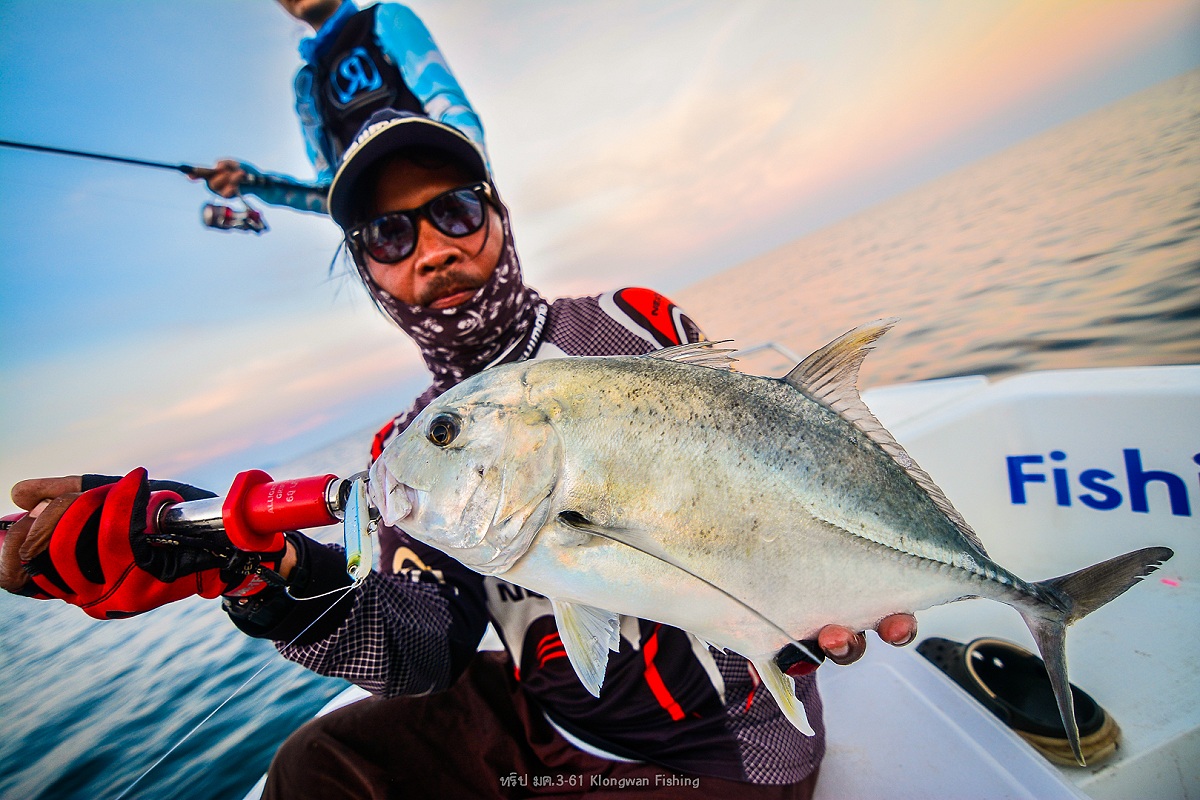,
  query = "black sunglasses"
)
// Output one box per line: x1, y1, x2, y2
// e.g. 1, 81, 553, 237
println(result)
349, 182, 493, 264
